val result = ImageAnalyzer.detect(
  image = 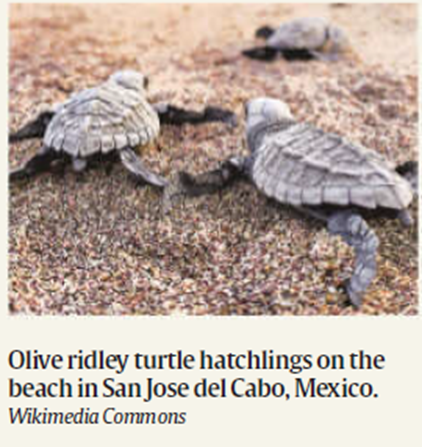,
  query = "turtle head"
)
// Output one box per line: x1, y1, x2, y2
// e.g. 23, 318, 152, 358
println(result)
109, 70, 149, 93
326, 25, 350, 54
245, 97, 292, 125
246, 97, 292, 129
245, 98, 293, 152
